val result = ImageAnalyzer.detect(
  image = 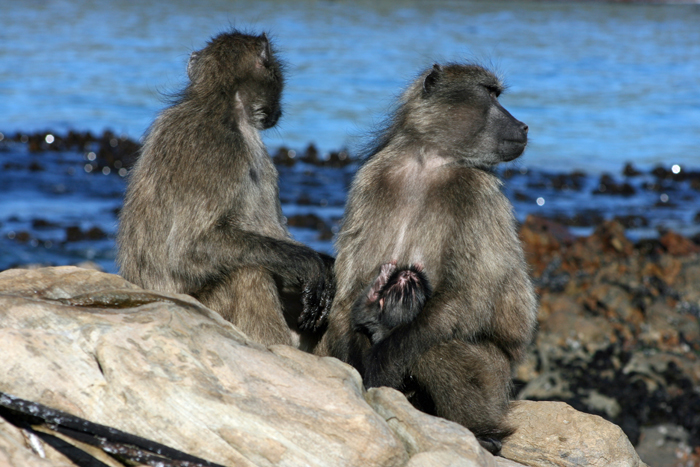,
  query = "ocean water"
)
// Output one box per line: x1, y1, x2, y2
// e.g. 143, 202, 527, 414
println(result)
2, 0, 699, 172
1, 0, 699, 272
